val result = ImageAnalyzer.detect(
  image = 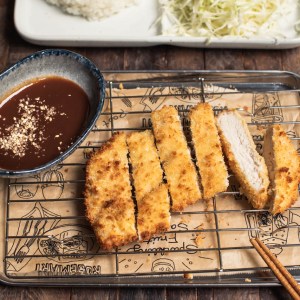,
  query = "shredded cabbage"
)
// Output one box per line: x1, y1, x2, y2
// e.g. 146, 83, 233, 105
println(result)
160, 0, 293, 38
